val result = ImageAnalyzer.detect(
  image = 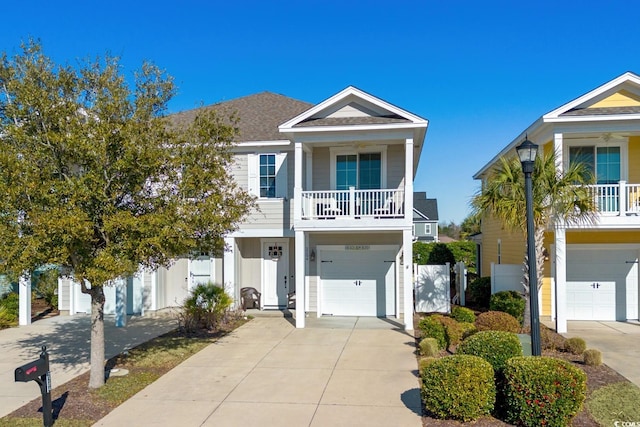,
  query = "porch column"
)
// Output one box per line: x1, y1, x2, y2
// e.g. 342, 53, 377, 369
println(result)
554, 132, 563, 172
554, 226, 567, 333
19, 273, 31, 326
294, 142, 303, 222
223, 237, 237, 306
295, 230, 305, 328
403, 229, 414, 330
404, 138, 414, 219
